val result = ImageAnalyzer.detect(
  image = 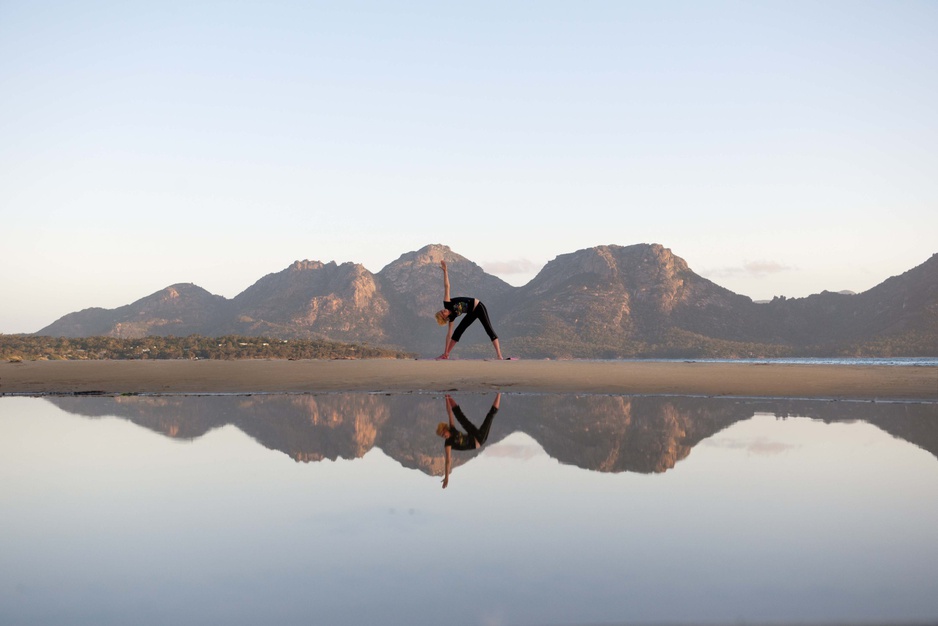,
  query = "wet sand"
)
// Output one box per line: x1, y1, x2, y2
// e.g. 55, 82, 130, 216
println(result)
1, 359, 936, 400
